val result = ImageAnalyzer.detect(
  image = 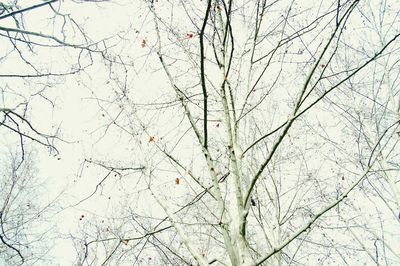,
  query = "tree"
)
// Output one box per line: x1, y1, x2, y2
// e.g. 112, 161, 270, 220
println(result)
0, 1, 118, 264
1, 0, 400, 265
0, 143, 61, 265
